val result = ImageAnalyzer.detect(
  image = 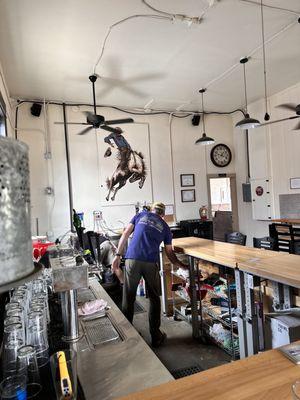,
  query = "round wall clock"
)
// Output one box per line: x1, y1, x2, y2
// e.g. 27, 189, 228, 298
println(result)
210, 144, 232, 167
